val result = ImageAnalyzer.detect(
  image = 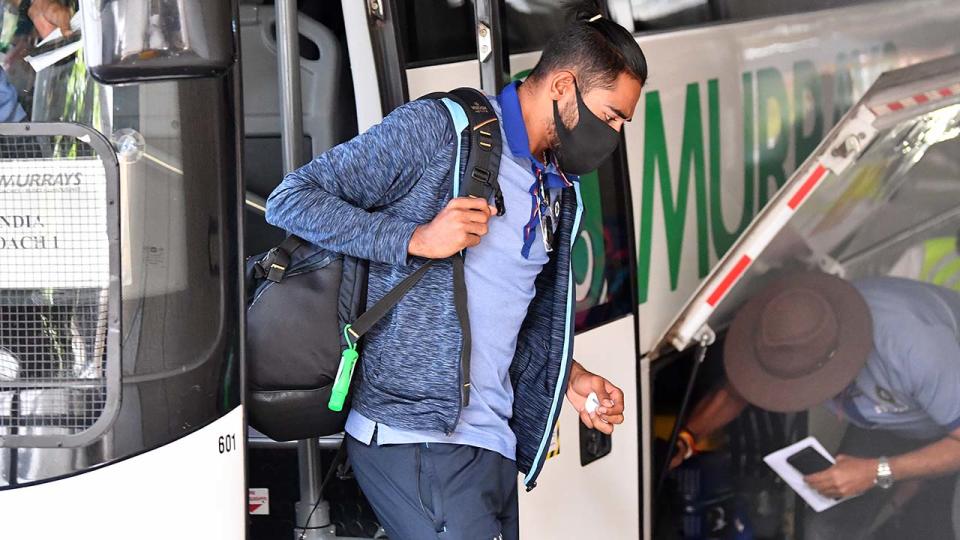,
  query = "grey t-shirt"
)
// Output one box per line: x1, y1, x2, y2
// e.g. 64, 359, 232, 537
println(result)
826, 277, 960, 439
